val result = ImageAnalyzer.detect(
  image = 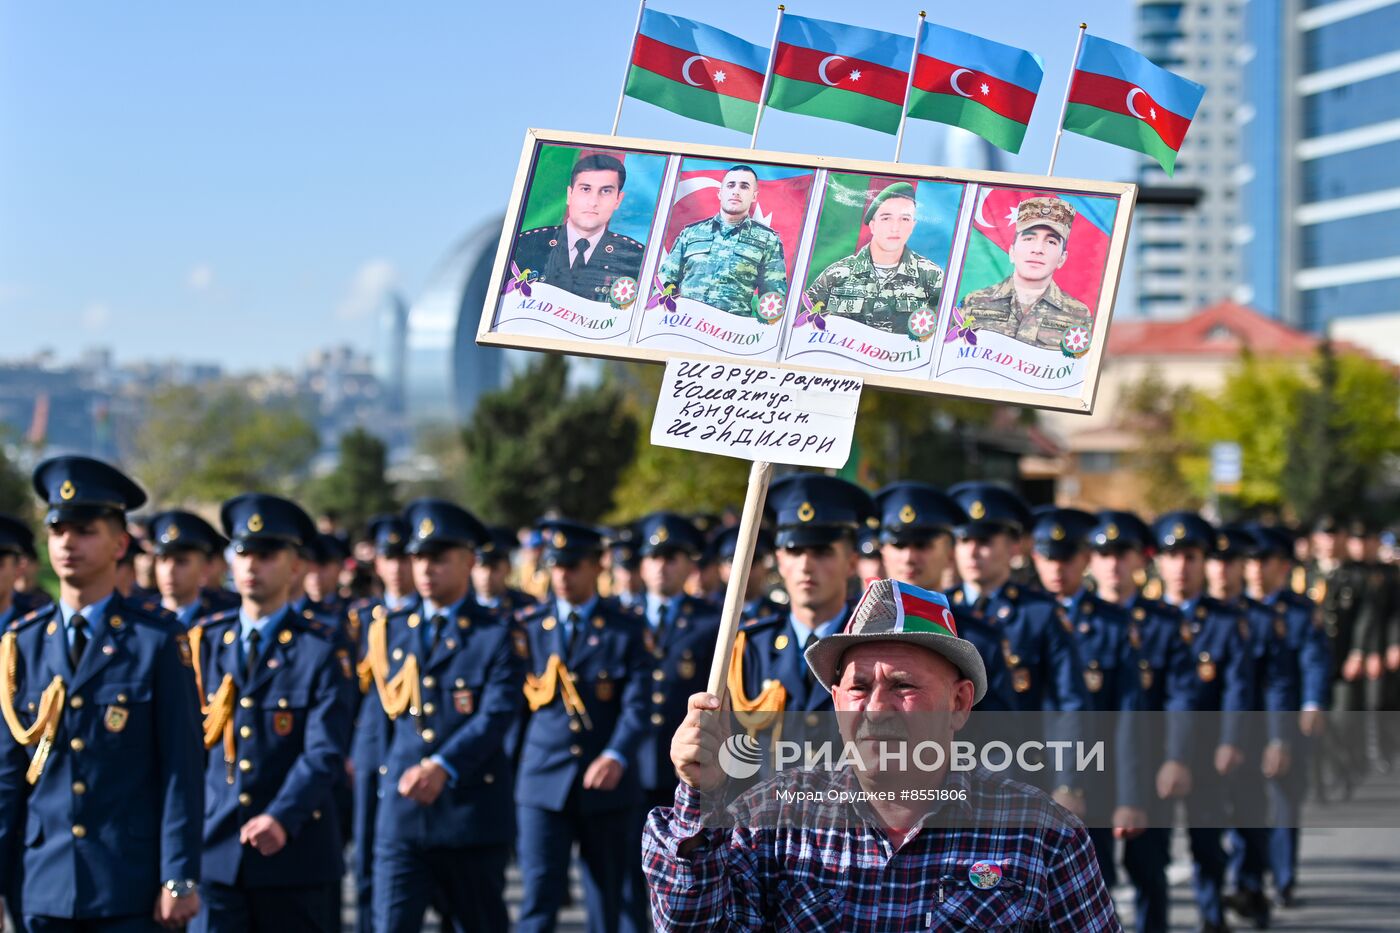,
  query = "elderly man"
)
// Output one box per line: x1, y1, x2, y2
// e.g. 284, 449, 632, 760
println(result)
644, 578, 1119, 931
